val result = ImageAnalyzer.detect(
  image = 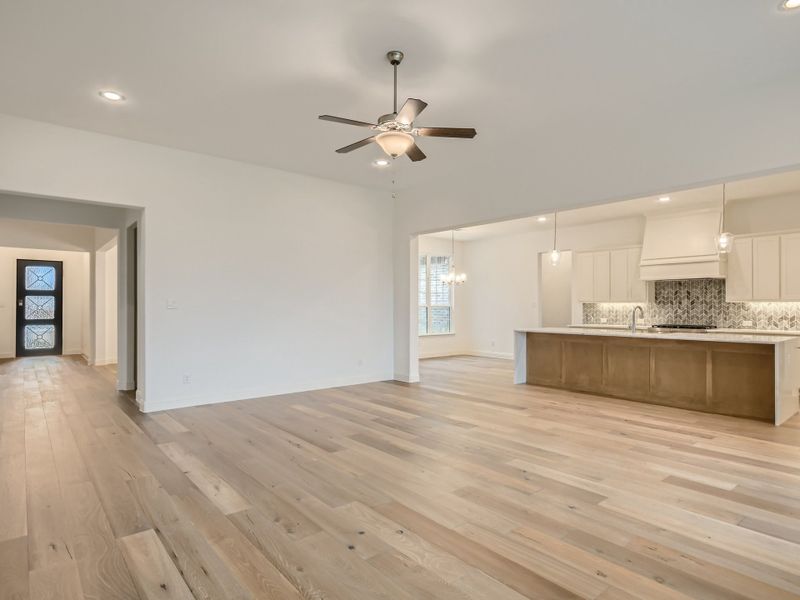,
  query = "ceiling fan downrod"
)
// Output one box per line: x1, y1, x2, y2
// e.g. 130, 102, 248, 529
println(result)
387, 50, 404, 115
